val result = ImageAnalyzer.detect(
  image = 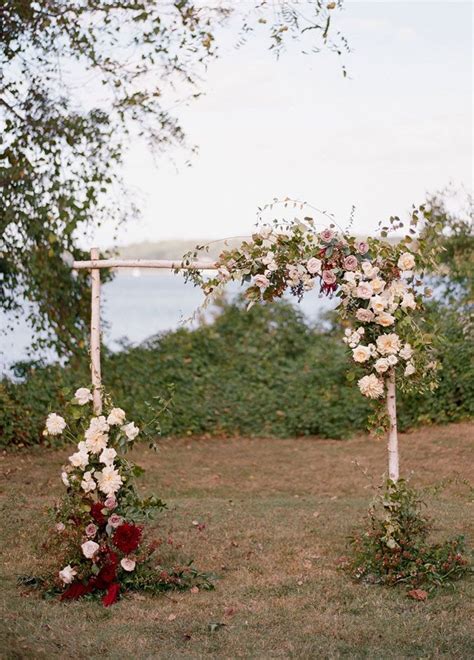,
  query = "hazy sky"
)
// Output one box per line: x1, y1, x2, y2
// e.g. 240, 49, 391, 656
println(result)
90, 1, 472, 248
